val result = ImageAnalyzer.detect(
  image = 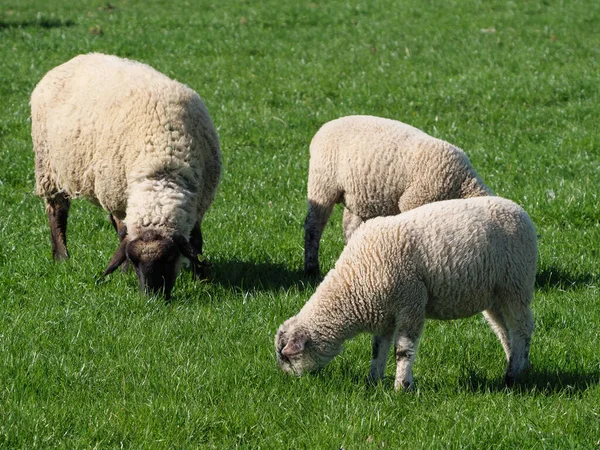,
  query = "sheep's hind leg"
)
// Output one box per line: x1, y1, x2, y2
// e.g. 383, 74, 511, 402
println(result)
342, 208, 364, 244
46, 195, 70, 260
369, 334, 393, 383
503, 298, 534, 386
304, 200, 334, 277
482, 305, 511, 361
398, 185, 437, 214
